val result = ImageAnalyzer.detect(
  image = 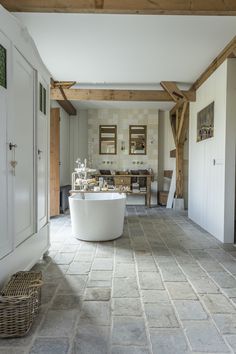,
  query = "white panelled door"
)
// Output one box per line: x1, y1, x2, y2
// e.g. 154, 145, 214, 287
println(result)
10, 48, 35, 247
0, 33, 12, 259
37, 78, 48, 230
